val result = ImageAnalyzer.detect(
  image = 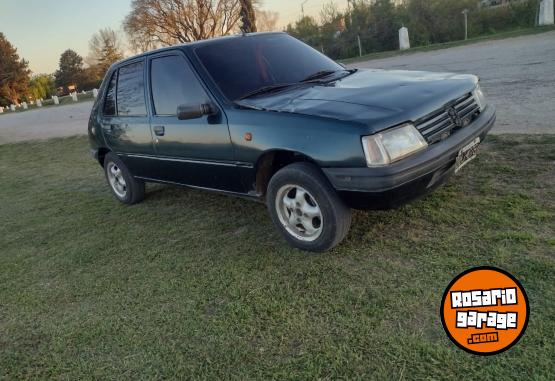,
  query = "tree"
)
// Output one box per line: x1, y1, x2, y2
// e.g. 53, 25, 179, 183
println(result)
320, 1, 340, 25
239, 0, 257, 33
366, 0, 400, 52
0, 32, 31, 106
80, 66, 104, 91
28, 74, 55, 101
287, 0, 540, 60
87, 28, 125, 77
286, 16, 322, 51
256, 9, 279, 32
54, 50, 84, 92
319, 1, 349, 58
402, 0, 479, 45
124, 0, 259, 51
